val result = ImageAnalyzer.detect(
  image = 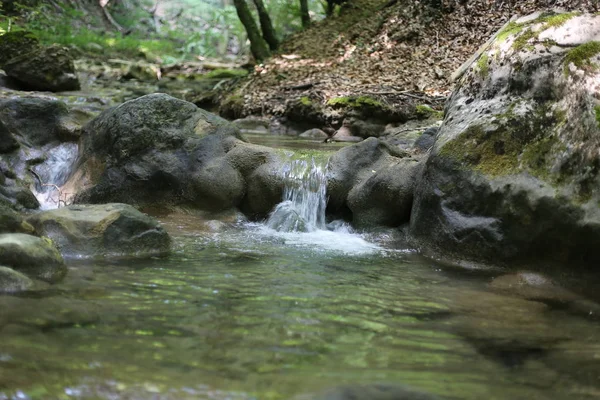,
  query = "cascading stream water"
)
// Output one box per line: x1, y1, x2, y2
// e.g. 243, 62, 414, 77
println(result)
31, 142, 79, 210
264, 154, 380, 255
266, 156, 328, 232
